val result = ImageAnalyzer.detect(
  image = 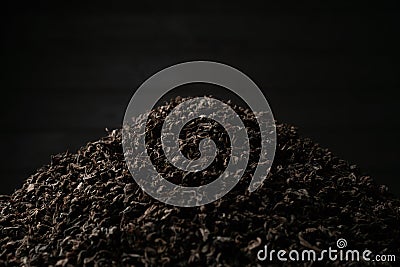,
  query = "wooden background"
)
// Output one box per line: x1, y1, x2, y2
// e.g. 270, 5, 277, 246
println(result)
1, 2, 399, 195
